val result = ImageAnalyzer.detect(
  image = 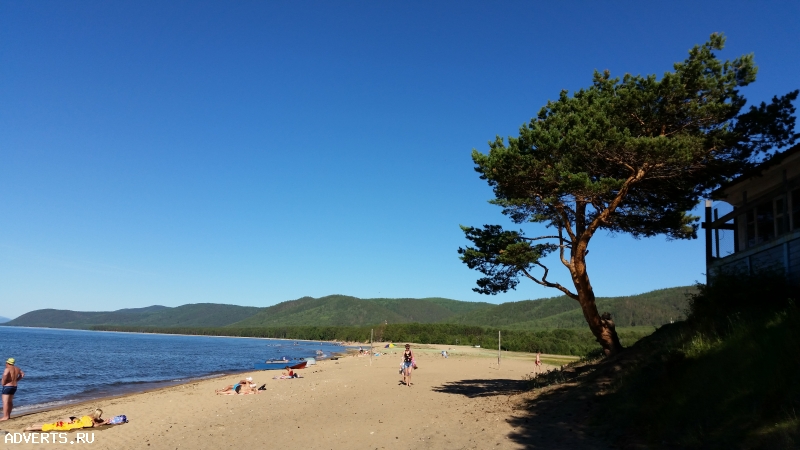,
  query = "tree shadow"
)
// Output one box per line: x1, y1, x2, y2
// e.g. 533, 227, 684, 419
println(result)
432, 378, 529, 398
432, 366, 623, 449
503, 381, 613, 449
